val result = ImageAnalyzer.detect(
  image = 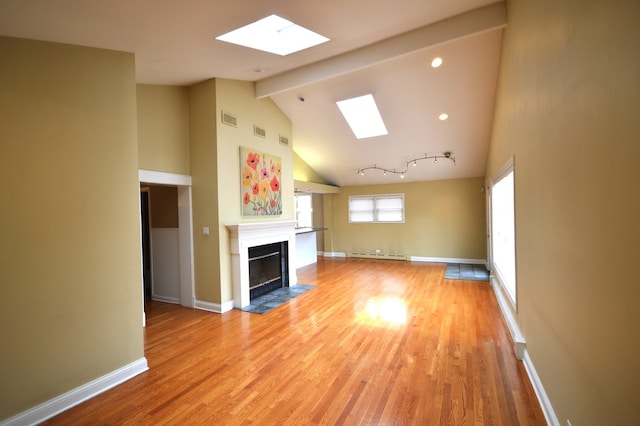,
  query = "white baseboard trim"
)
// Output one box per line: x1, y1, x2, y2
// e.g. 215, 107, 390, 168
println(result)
152, 294, 180, 304
194, 299, 234, 314
1, 358, 148, 426
523, 349, 560, 426
490, 276, 526, 360
322, 251, 347, 258
409, 256, 487, 264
